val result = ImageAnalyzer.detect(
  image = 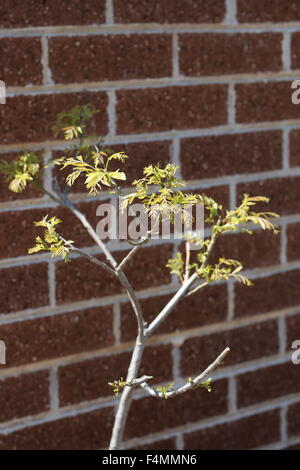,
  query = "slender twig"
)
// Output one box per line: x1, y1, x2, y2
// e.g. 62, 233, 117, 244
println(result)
68, 246, 115, 276
129, 375, 153, 386
140, 347, 230, 398
184, 240, 191, 282
49, 182, 148, 450
146, 220, 222, 336
186, 281, 208, 297
145, 271, 198, 336
116, 231, 151, 272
